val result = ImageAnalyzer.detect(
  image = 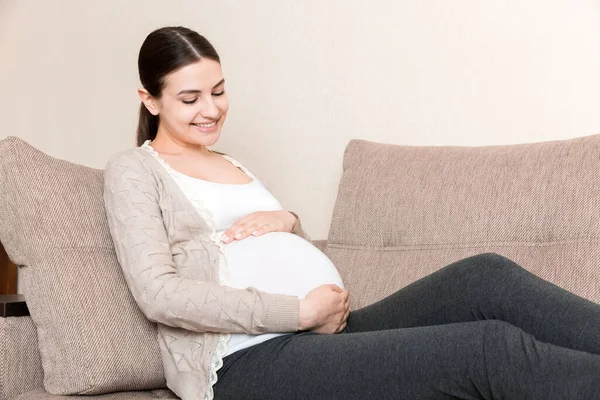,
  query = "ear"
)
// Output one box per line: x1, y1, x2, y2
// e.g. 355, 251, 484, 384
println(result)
137, 88, 160, 116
